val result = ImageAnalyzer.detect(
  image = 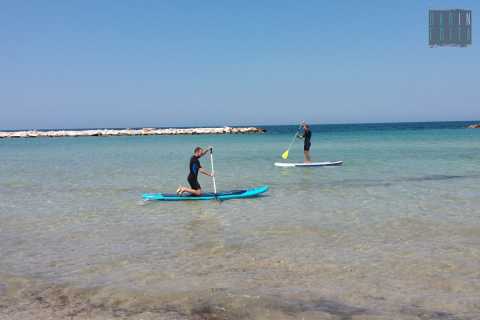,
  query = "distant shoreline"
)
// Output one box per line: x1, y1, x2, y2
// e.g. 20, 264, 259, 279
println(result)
0, 127, 266, 139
